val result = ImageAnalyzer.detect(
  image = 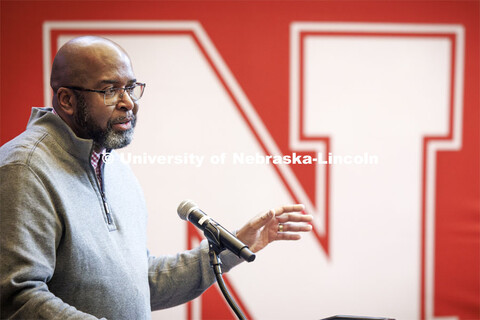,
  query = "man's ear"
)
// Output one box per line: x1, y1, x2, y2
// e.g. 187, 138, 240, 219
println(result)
56, 87, 76, 116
